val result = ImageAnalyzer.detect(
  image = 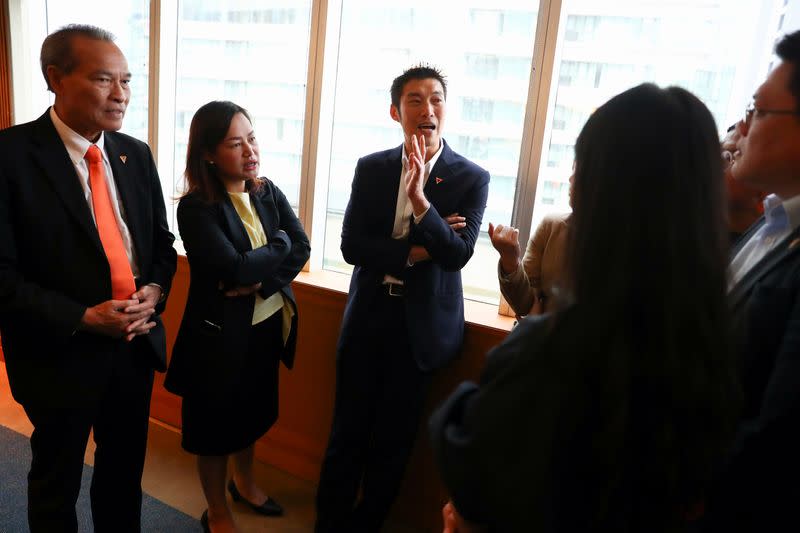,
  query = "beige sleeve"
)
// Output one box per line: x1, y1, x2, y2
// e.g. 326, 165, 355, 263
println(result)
498, 219, 551, 316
